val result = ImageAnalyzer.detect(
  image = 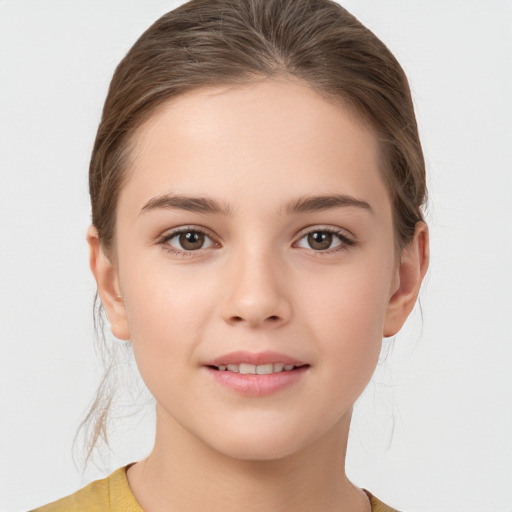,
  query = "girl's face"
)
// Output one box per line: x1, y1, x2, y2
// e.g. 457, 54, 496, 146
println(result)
93, 78, 424, 460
